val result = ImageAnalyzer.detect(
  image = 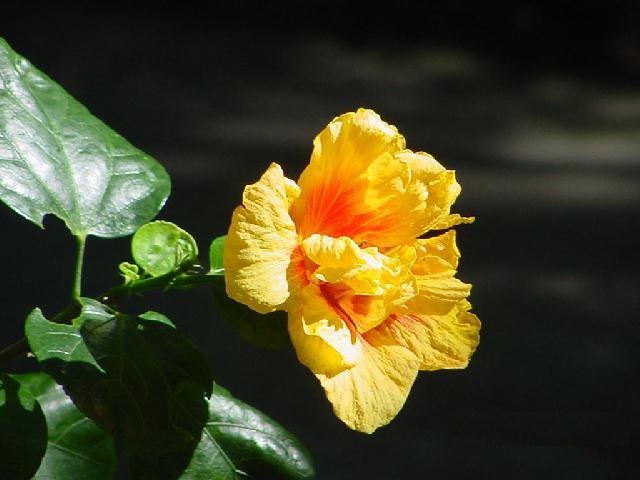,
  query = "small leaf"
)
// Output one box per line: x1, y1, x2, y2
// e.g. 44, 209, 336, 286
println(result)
25, 299, 212, 478
25, 308, 102, 368
212, 276, 290, 349
15, 373, 116, 480
0, 374, 47, 480
119, 261, 141, 284
139, 310, 175, 327
209, 235, 226, 274
0, 38, 170, 237
132, 221, 199, 277
181, 383, 315, 479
